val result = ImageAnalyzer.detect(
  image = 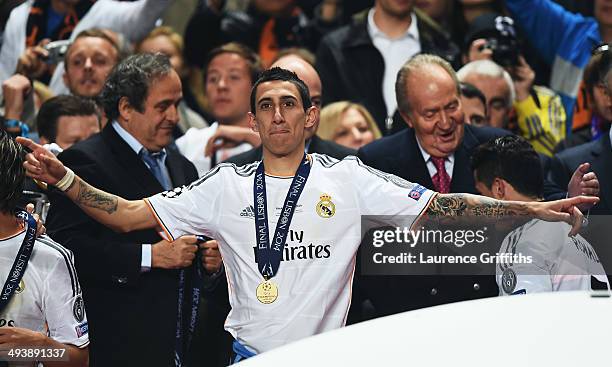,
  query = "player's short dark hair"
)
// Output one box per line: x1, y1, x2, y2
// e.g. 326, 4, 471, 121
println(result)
0, 129, 25, 214
204, 42, 262, 85
37, 95, 100, 142
250, 67, 312, 114
460, 82, 487, 115
471, 135, 543, 198
99, 53, 173, 122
